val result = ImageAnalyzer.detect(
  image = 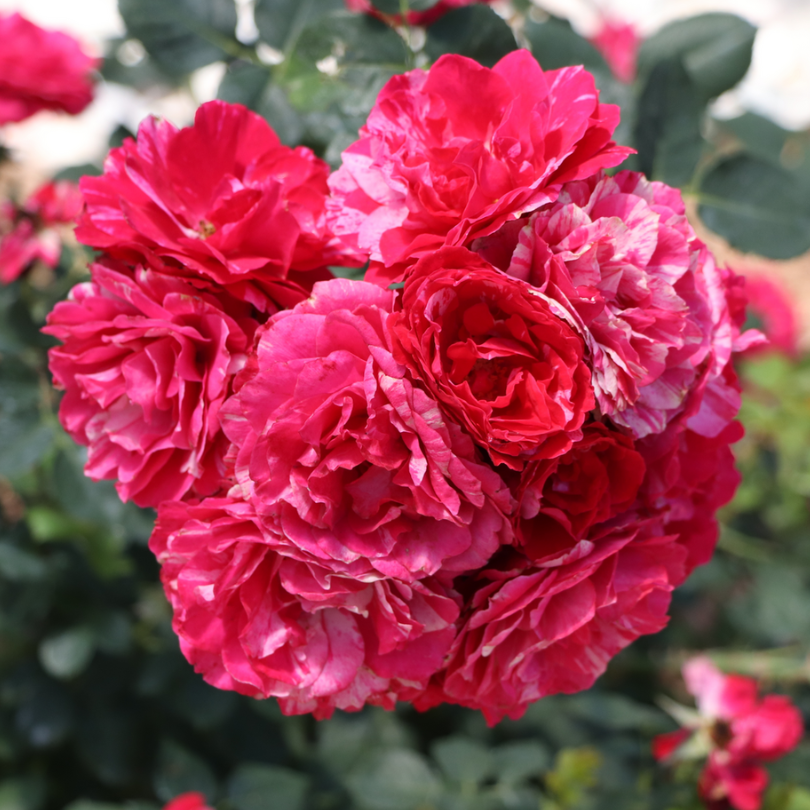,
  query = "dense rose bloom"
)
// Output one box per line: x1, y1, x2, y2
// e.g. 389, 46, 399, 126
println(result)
151, 497, 462, 717
415, 515, 686, 724
0, 12, 97, 126
516, 422, 645, 553
344, 0, 492, 27
327, 49, 633, 281
163, 793, 214, 810
76, 101, 361, 301
0, 180, 83, 283
391, 247, 594, 468
45, 260, 270, 507
739, 274, 799, 358
638, 420, 742, 573
220, 277, 514, 583
589, 19, 640, 83
653, 657, 804, 810
479, 170, 761, 437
